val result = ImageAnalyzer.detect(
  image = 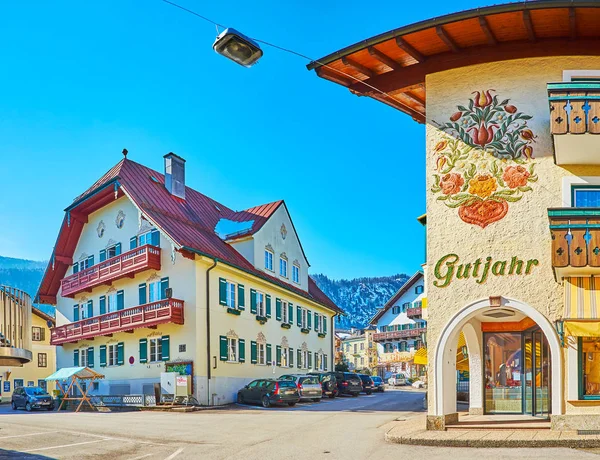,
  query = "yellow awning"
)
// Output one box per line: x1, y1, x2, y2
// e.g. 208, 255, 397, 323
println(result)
564, 277, 600, 320
414, 347, 427, 365
422, 297, 427, 309
565, 321, 600, 337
